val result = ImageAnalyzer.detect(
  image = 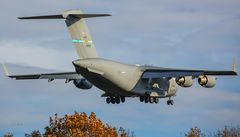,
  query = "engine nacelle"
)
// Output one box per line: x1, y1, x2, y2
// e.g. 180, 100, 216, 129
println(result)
198, 75, 216, 88
73, 79, 93, 89
176, 76, 194, 87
